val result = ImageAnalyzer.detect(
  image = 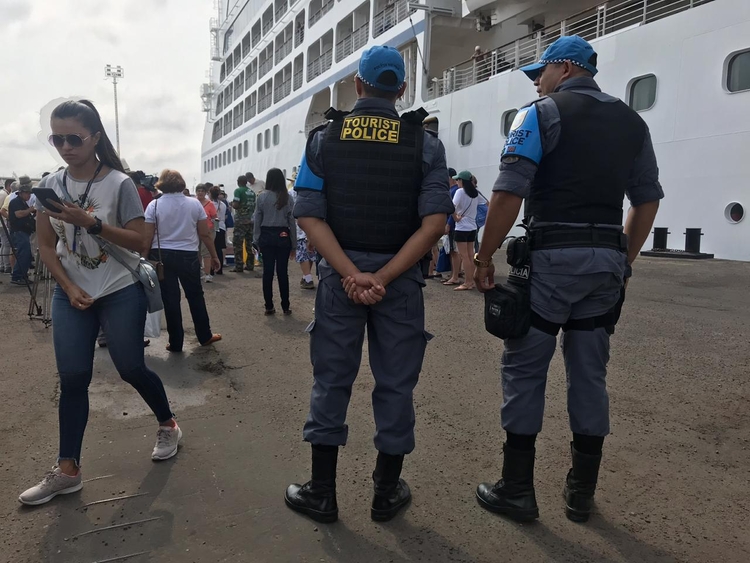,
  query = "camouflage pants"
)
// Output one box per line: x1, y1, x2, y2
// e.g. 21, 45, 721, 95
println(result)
232, 222, 253, 270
